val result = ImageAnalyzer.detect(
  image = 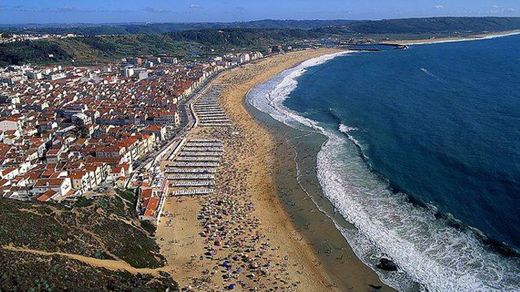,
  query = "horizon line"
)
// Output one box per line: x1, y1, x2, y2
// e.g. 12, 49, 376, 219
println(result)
1, 16, 519, 27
